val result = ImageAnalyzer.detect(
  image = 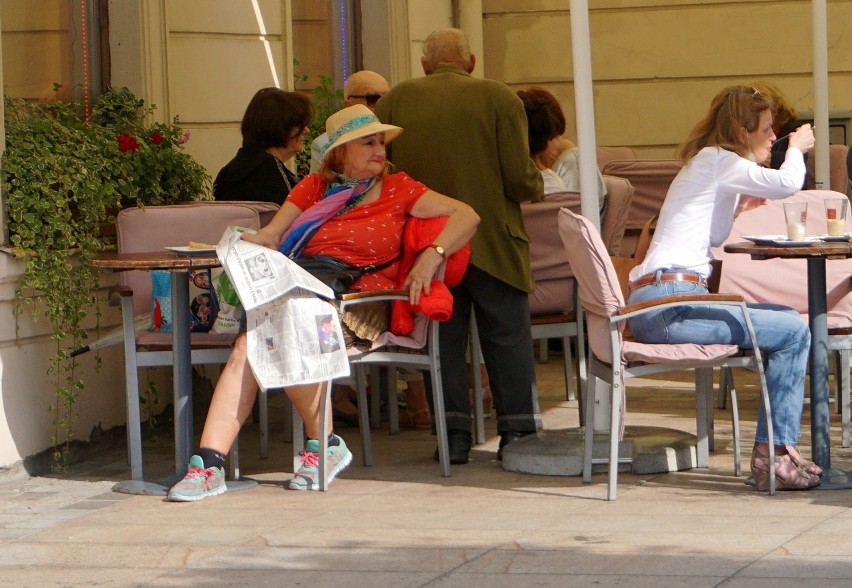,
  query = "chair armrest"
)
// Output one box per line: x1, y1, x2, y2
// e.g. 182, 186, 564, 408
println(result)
616, 293, 746, 321
340, 289, 407, 301
339, 289, 409, 310
108, 285, 134, 306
